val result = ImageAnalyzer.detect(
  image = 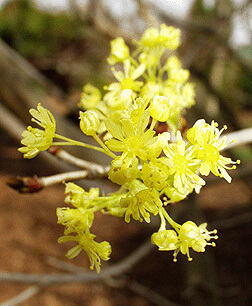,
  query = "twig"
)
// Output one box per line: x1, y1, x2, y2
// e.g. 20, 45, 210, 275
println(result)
7, 170, 88, 193
46, 256, 87, 274
223, 127, 252, 149
127, 279, 180, 306
1, 286, 40, 306
48, 146, 110, 174
0, 237, 154, 285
